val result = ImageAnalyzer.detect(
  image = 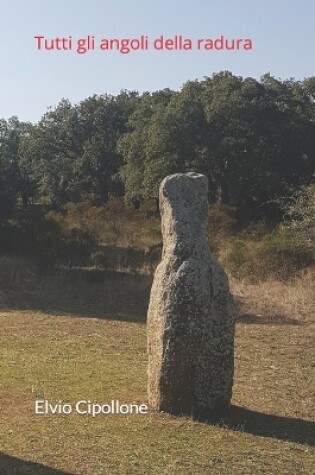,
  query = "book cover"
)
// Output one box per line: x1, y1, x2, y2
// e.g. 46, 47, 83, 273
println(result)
0, 1, 314, 473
